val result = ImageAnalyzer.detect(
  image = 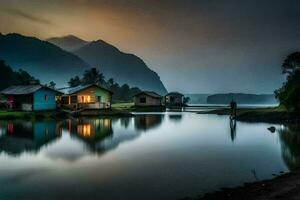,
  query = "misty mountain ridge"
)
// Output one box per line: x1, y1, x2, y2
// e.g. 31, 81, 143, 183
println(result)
0, 33, 167, 94
0, 33, 90, 86
47, 35, 89, 51
47, 35, 167, 94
